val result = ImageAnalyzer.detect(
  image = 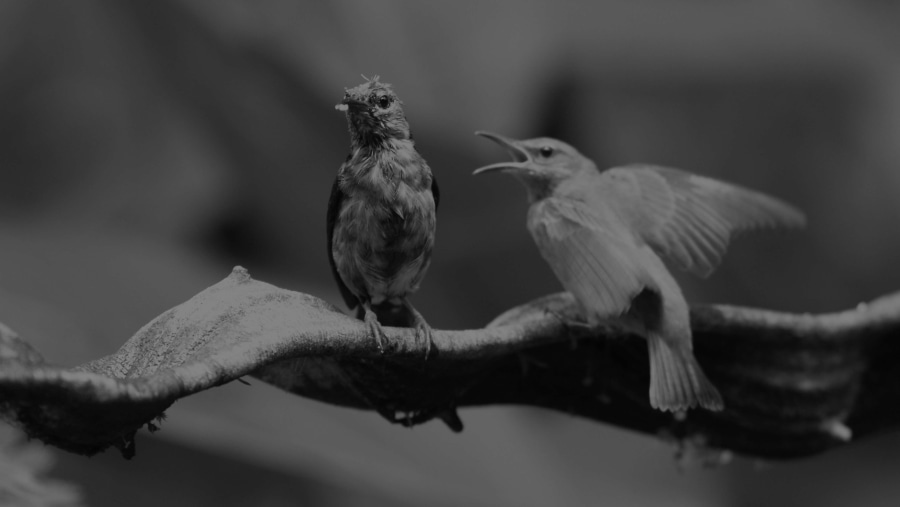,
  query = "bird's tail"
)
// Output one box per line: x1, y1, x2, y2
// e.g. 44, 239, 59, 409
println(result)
647, 334, 723, 412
